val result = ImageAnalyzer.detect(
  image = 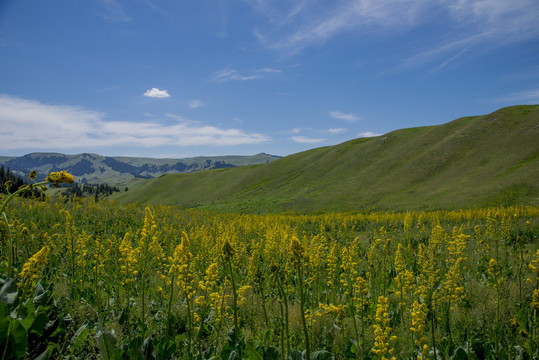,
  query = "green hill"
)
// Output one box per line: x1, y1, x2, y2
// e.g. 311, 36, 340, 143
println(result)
114, 105, 539, 213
